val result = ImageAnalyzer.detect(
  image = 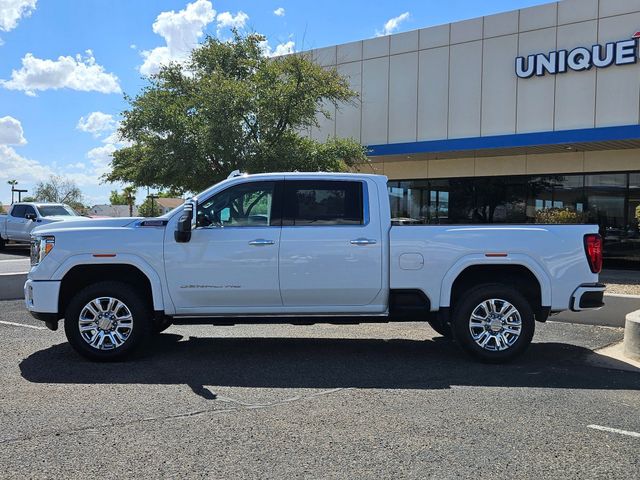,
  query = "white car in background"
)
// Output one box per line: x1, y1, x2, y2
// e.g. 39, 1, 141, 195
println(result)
0, 202, 88, 248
